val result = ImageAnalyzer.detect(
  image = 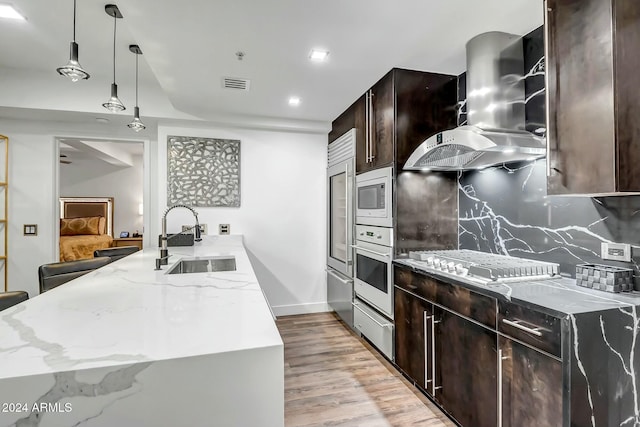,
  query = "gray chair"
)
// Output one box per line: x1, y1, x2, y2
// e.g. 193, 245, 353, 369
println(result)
38, 257, 111, 293
94, 246, 140, 263
0, 291, 29, 312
